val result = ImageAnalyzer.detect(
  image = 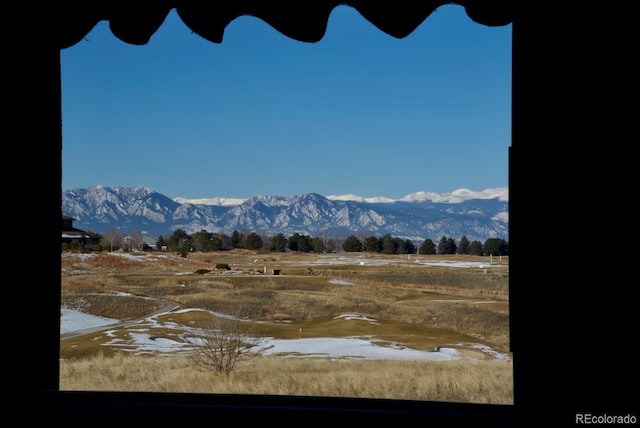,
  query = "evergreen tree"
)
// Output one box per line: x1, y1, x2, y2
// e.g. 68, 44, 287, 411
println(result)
437, 236, 457, 254
342, 235, 363, 252
287, 233, 302, 252
418, 238, 436, 255
193, 229, 214, 252
393, 237, 407, 254
156, 235, 167, 250
469, 240, 484, 256
457, 236, 470, 254
402, 239, 417, 254
311, 237, 325, 253
297, 234, 313, 252
447, 237, 457, 254
483, 238, 509, 256
270, 233, 288, 252
363, 236, 381, 253
380, 234, 396, 254
167, 229, 189, 252
286, 233, 313, 252
230, 230, 242, 248
244, 232, 263, 250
